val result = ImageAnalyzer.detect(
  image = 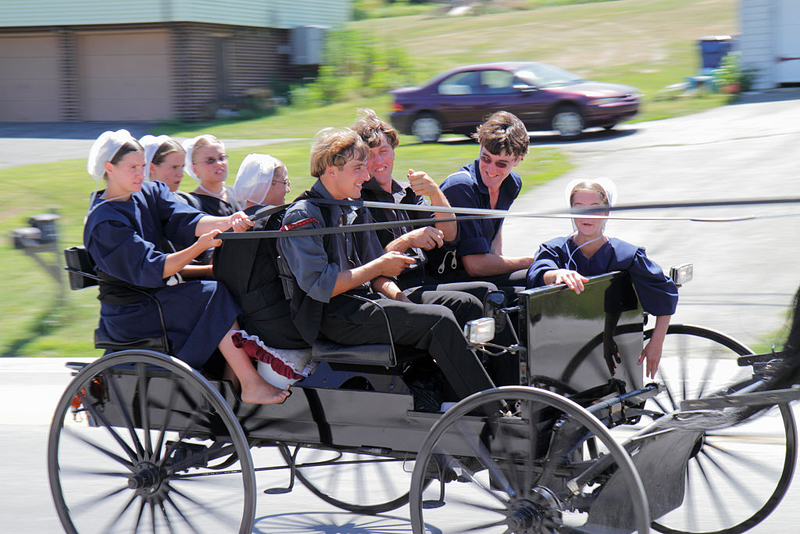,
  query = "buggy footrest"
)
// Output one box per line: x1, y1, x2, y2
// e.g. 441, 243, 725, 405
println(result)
94, 329, 170, 354
311, 340, 396, 367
